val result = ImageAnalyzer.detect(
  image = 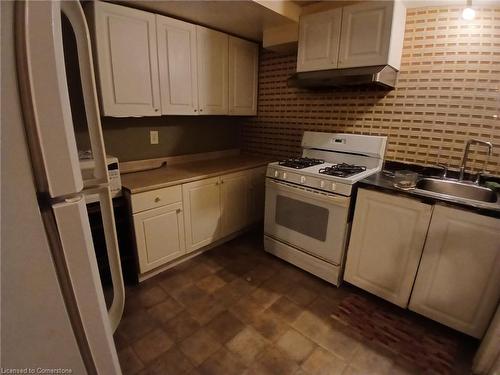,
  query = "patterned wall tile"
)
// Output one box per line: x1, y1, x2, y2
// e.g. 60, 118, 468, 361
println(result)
242, 6, 500, 174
